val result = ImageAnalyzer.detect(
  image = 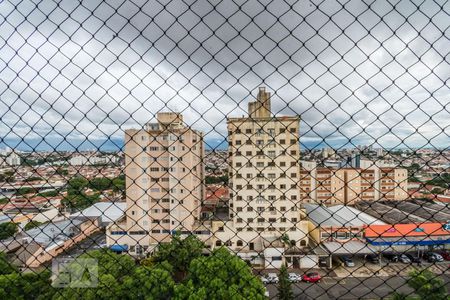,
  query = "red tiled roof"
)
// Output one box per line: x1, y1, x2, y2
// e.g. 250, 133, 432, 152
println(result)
365, 223, 450, 238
